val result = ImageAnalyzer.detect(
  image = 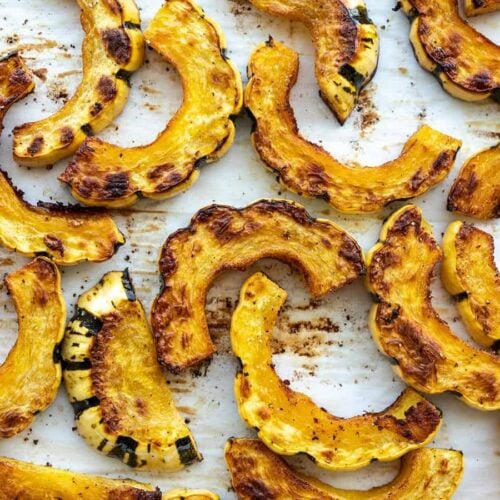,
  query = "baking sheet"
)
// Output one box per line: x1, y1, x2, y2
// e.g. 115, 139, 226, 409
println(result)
0, 0, 498, 497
